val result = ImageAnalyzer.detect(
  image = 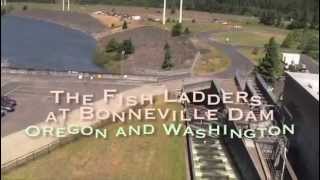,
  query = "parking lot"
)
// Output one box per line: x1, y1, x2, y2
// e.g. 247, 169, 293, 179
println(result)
1, 73, 136, 137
